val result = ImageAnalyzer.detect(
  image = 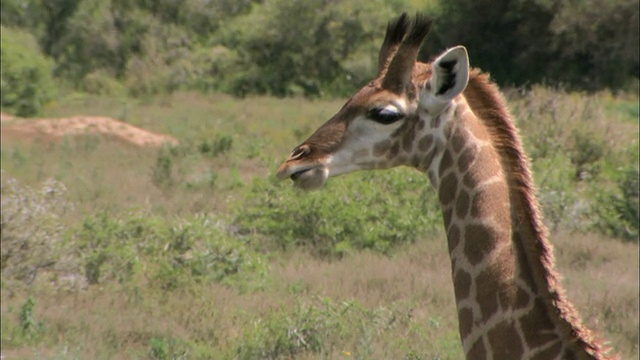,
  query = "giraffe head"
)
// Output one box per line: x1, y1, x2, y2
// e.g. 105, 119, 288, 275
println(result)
276, 13, 469, 190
